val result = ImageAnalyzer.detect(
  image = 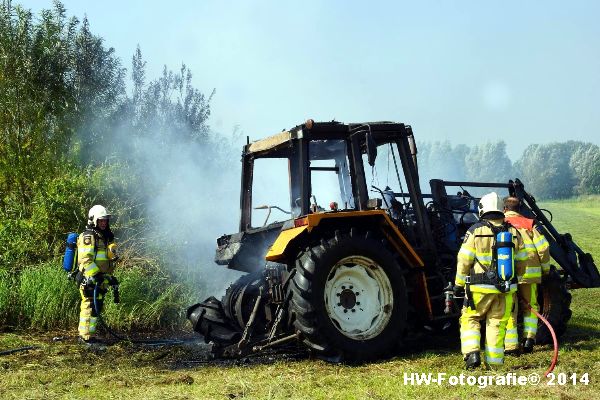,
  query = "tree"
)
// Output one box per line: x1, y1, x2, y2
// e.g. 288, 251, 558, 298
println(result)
515, 143, 579, 199
417, 141, 469, 188
465, 141, 514, 183
570, 144, 600, 195
0, 1, 76, 212
135, 61, 215, 144
71, 16, 126, 162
